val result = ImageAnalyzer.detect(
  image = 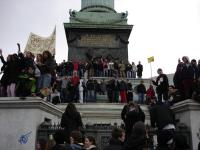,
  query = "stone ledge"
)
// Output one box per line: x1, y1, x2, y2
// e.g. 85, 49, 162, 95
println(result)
0, 97, 63, 118
171, 99, 200, 113
64, 23, 133, 30
57, 103, 150, 124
